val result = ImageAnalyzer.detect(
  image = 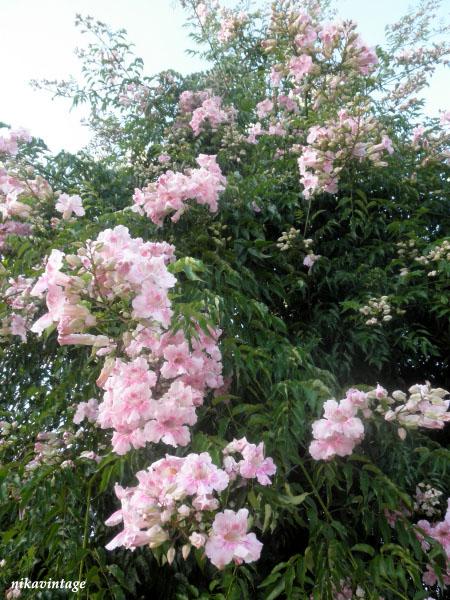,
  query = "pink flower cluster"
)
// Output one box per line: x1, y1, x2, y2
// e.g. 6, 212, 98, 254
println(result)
381, 383, 450, 433
217, 11, 248, 44
0, 171, 32, 220
265, 13, 378, 86
132, 154, 226, 226
297, 111, 394, 198
117, 82, 149, 111
30, 225, 226, 455
310, 383, 450, 461
105, 443, 275, 568
97, 322, 223, 454
178, 90, 211, 114
178, 90, 235, 137
30, 225, 175, 338
0, 127, 31, 156
245, 120, 287, 144
190, 95, 233, 137
0, 276, 39, 342
73, 398, 99, 425
222, 437, 277, 485
309, 391, 366, 460
0, 163, 78, 249
288, 54, 313, 81
416, 498, 450, 588
25, 430, 75, 472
